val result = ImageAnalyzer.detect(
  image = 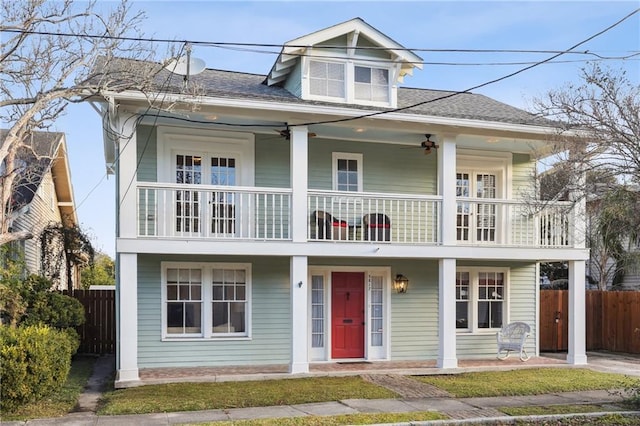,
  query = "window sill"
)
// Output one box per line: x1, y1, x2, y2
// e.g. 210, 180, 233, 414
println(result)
162, 336, 251, 342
